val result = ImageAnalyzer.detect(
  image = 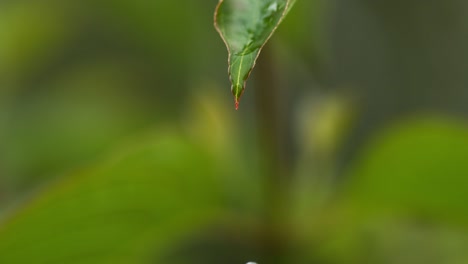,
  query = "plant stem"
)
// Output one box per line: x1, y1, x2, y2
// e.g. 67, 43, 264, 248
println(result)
254, 44, 293, 263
